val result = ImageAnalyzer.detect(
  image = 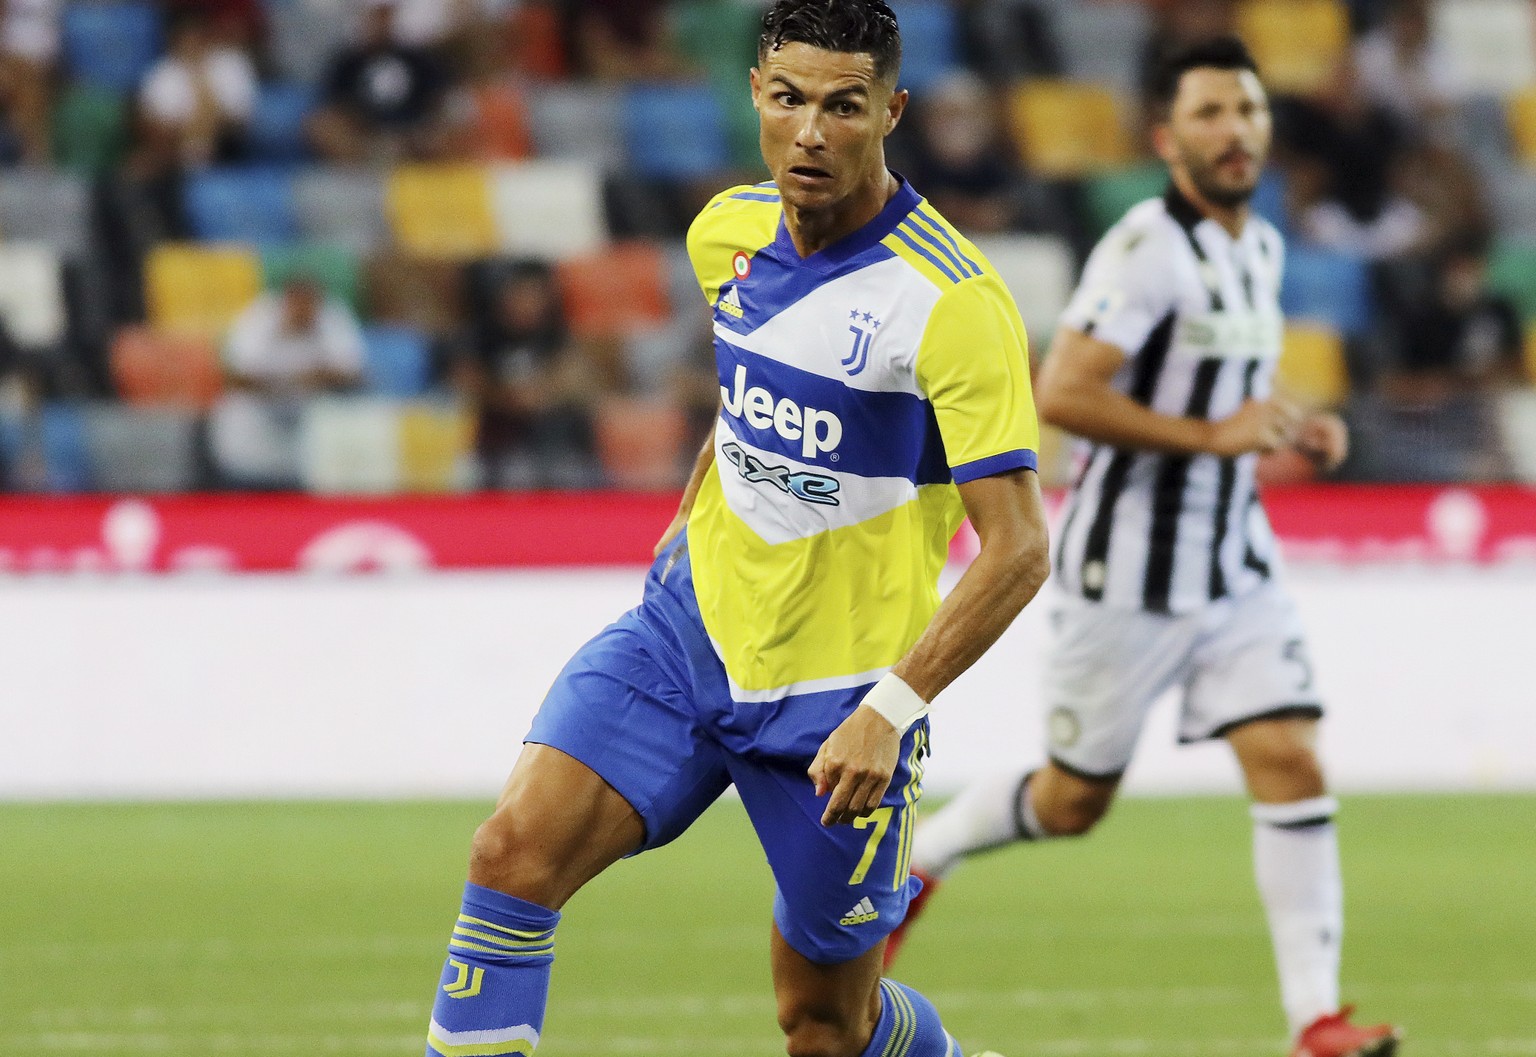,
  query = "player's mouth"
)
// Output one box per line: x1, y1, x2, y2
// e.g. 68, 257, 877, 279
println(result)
1217, 148, 1255, 172
786, 164, 833, 187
